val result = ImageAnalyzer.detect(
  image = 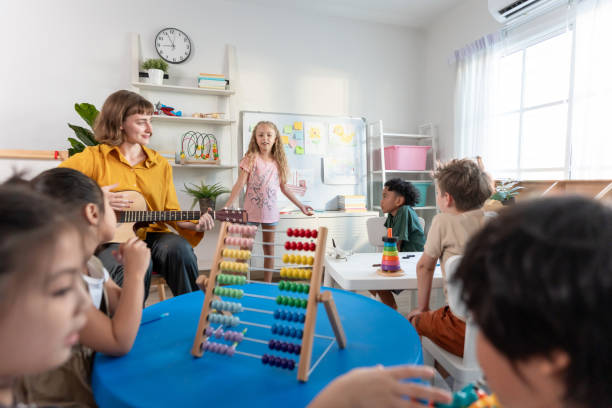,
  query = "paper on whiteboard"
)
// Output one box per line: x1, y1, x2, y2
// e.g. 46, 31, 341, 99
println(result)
323, 156, 358, 185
